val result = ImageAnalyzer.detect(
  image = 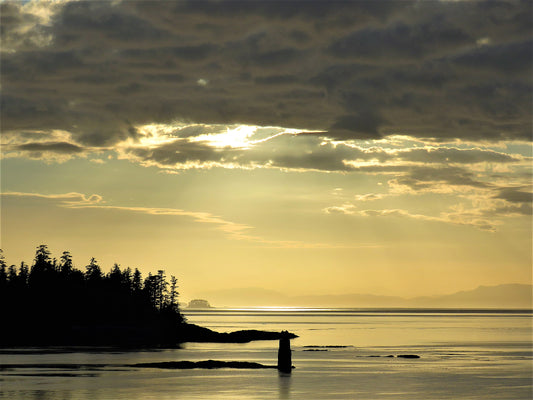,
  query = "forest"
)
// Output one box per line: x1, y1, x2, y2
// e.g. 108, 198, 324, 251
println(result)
0, 245, 186, 346
0, 245, 296, 346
